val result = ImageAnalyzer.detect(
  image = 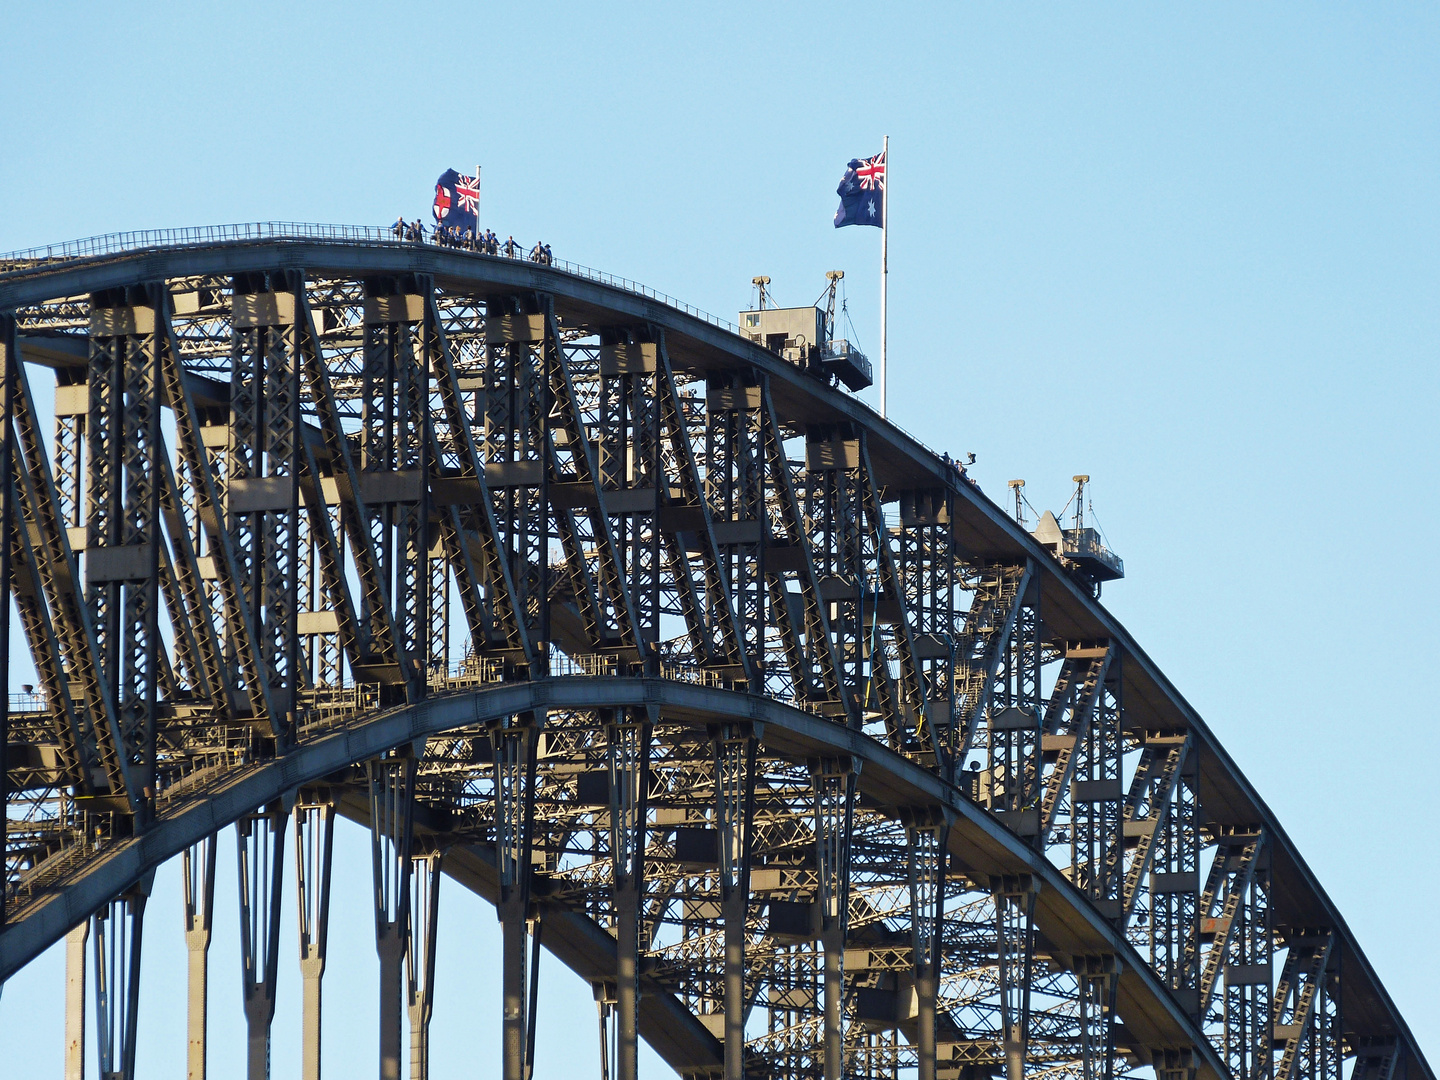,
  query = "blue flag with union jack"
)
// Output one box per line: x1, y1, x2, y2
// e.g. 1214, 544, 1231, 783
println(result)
433, 169, 480, 233
834, 151, 885, 228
